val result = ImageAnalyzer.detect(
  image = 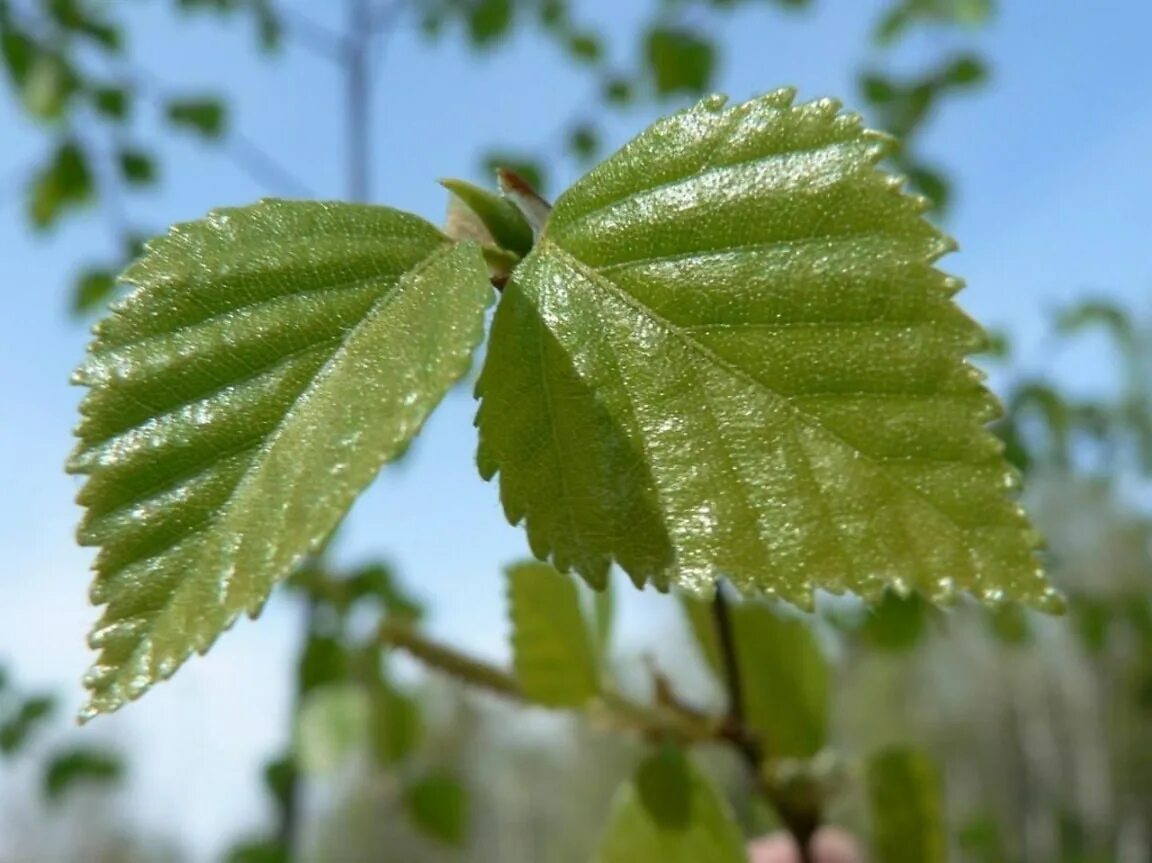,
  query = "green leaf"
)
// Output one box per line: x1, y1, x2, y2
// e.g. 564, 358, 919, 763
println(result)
225, 840, 289, 863
403, 772, 469, 846
295, 684, 370, 775
369, 681, 422, 765
72, 267, 119, 315
682, 596, 828, 757
262, 755, 296, 815
0, 694, 55, 754
165, 96, 227, 138
70, 201, 492, 718
858, 589, 938, 652
507, 561, 600, 707
866, 746, 947, 863
468, 0, 512, 46
476, 90, 1056, 610
440, 177, 534, 257
567, 122, 601, 162
596, 747, 744, 863
118, 148, 157, 185
29, 139, 93, 229
298, 633, 348, 694
43, 747, 123, 802
566, 31, 603, 64
645, 27, 715, 96
91, 85, 130, 120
